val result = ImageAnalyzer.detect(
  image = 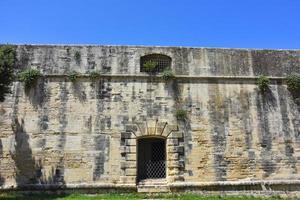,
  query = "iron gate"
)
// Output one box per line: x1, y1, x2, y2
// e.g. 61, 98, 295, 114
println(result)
137, 138, 166, 180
